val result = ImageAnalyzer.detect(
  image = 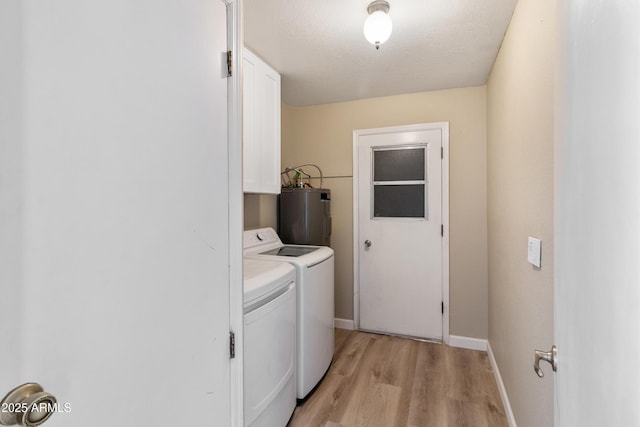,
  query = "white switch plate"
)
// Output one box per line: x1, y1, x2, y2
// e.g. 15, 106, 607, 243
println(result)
528, 237, 542, 268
